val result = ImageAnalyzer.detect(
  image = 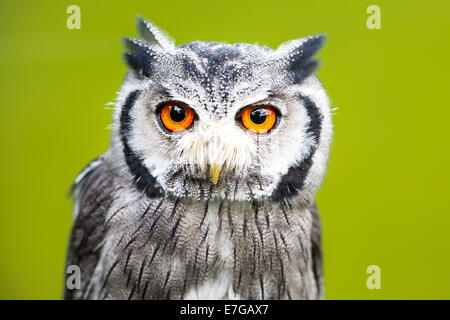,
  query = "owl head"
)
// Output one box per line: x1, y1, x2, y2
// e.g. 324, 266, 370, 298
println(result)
110, 16, 332, 205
